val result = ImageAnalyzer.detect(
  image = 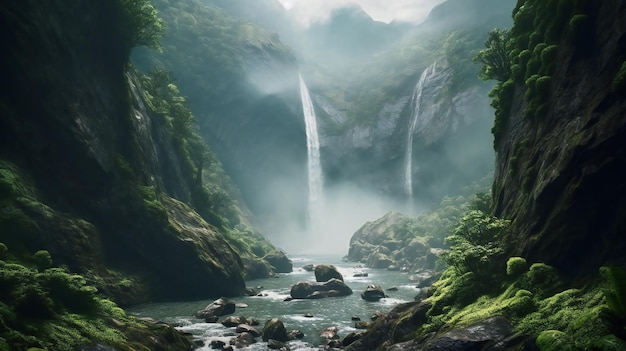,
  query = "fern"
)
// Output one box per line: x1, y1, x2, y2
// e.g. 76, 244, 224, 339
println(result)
601, 266, 626, 319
